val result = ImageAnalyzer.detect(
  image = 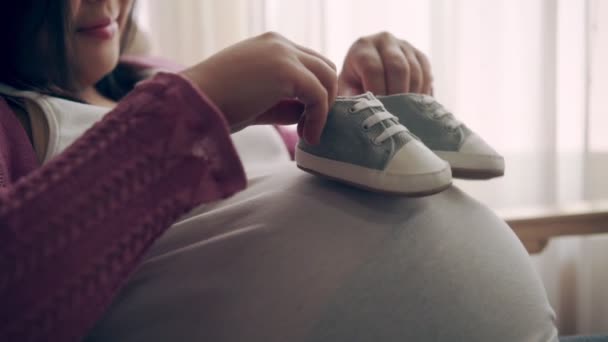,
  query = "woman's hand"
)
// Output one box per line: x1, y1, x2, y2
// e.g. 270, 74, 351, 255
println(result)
338, 32, 433, 96
181, 32, 338, 144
